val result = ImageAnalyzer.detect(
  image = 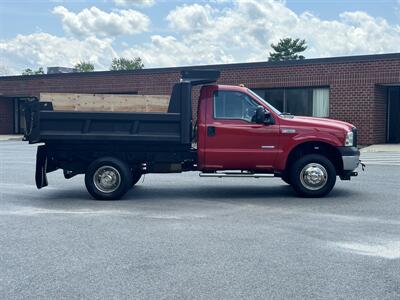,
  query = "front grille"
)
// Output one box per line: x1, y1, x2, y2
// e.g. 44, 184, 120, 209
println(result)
352, 127, 358, 147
